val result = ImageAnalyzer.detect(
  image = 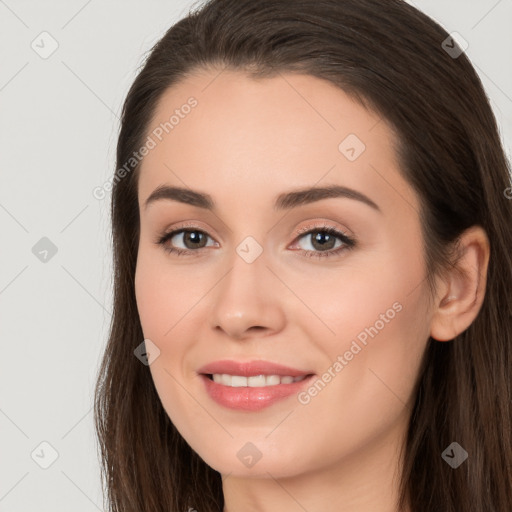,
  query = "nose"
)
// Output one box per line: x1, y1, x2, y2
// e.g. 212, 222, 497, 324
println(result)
209, 248, 286, 340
